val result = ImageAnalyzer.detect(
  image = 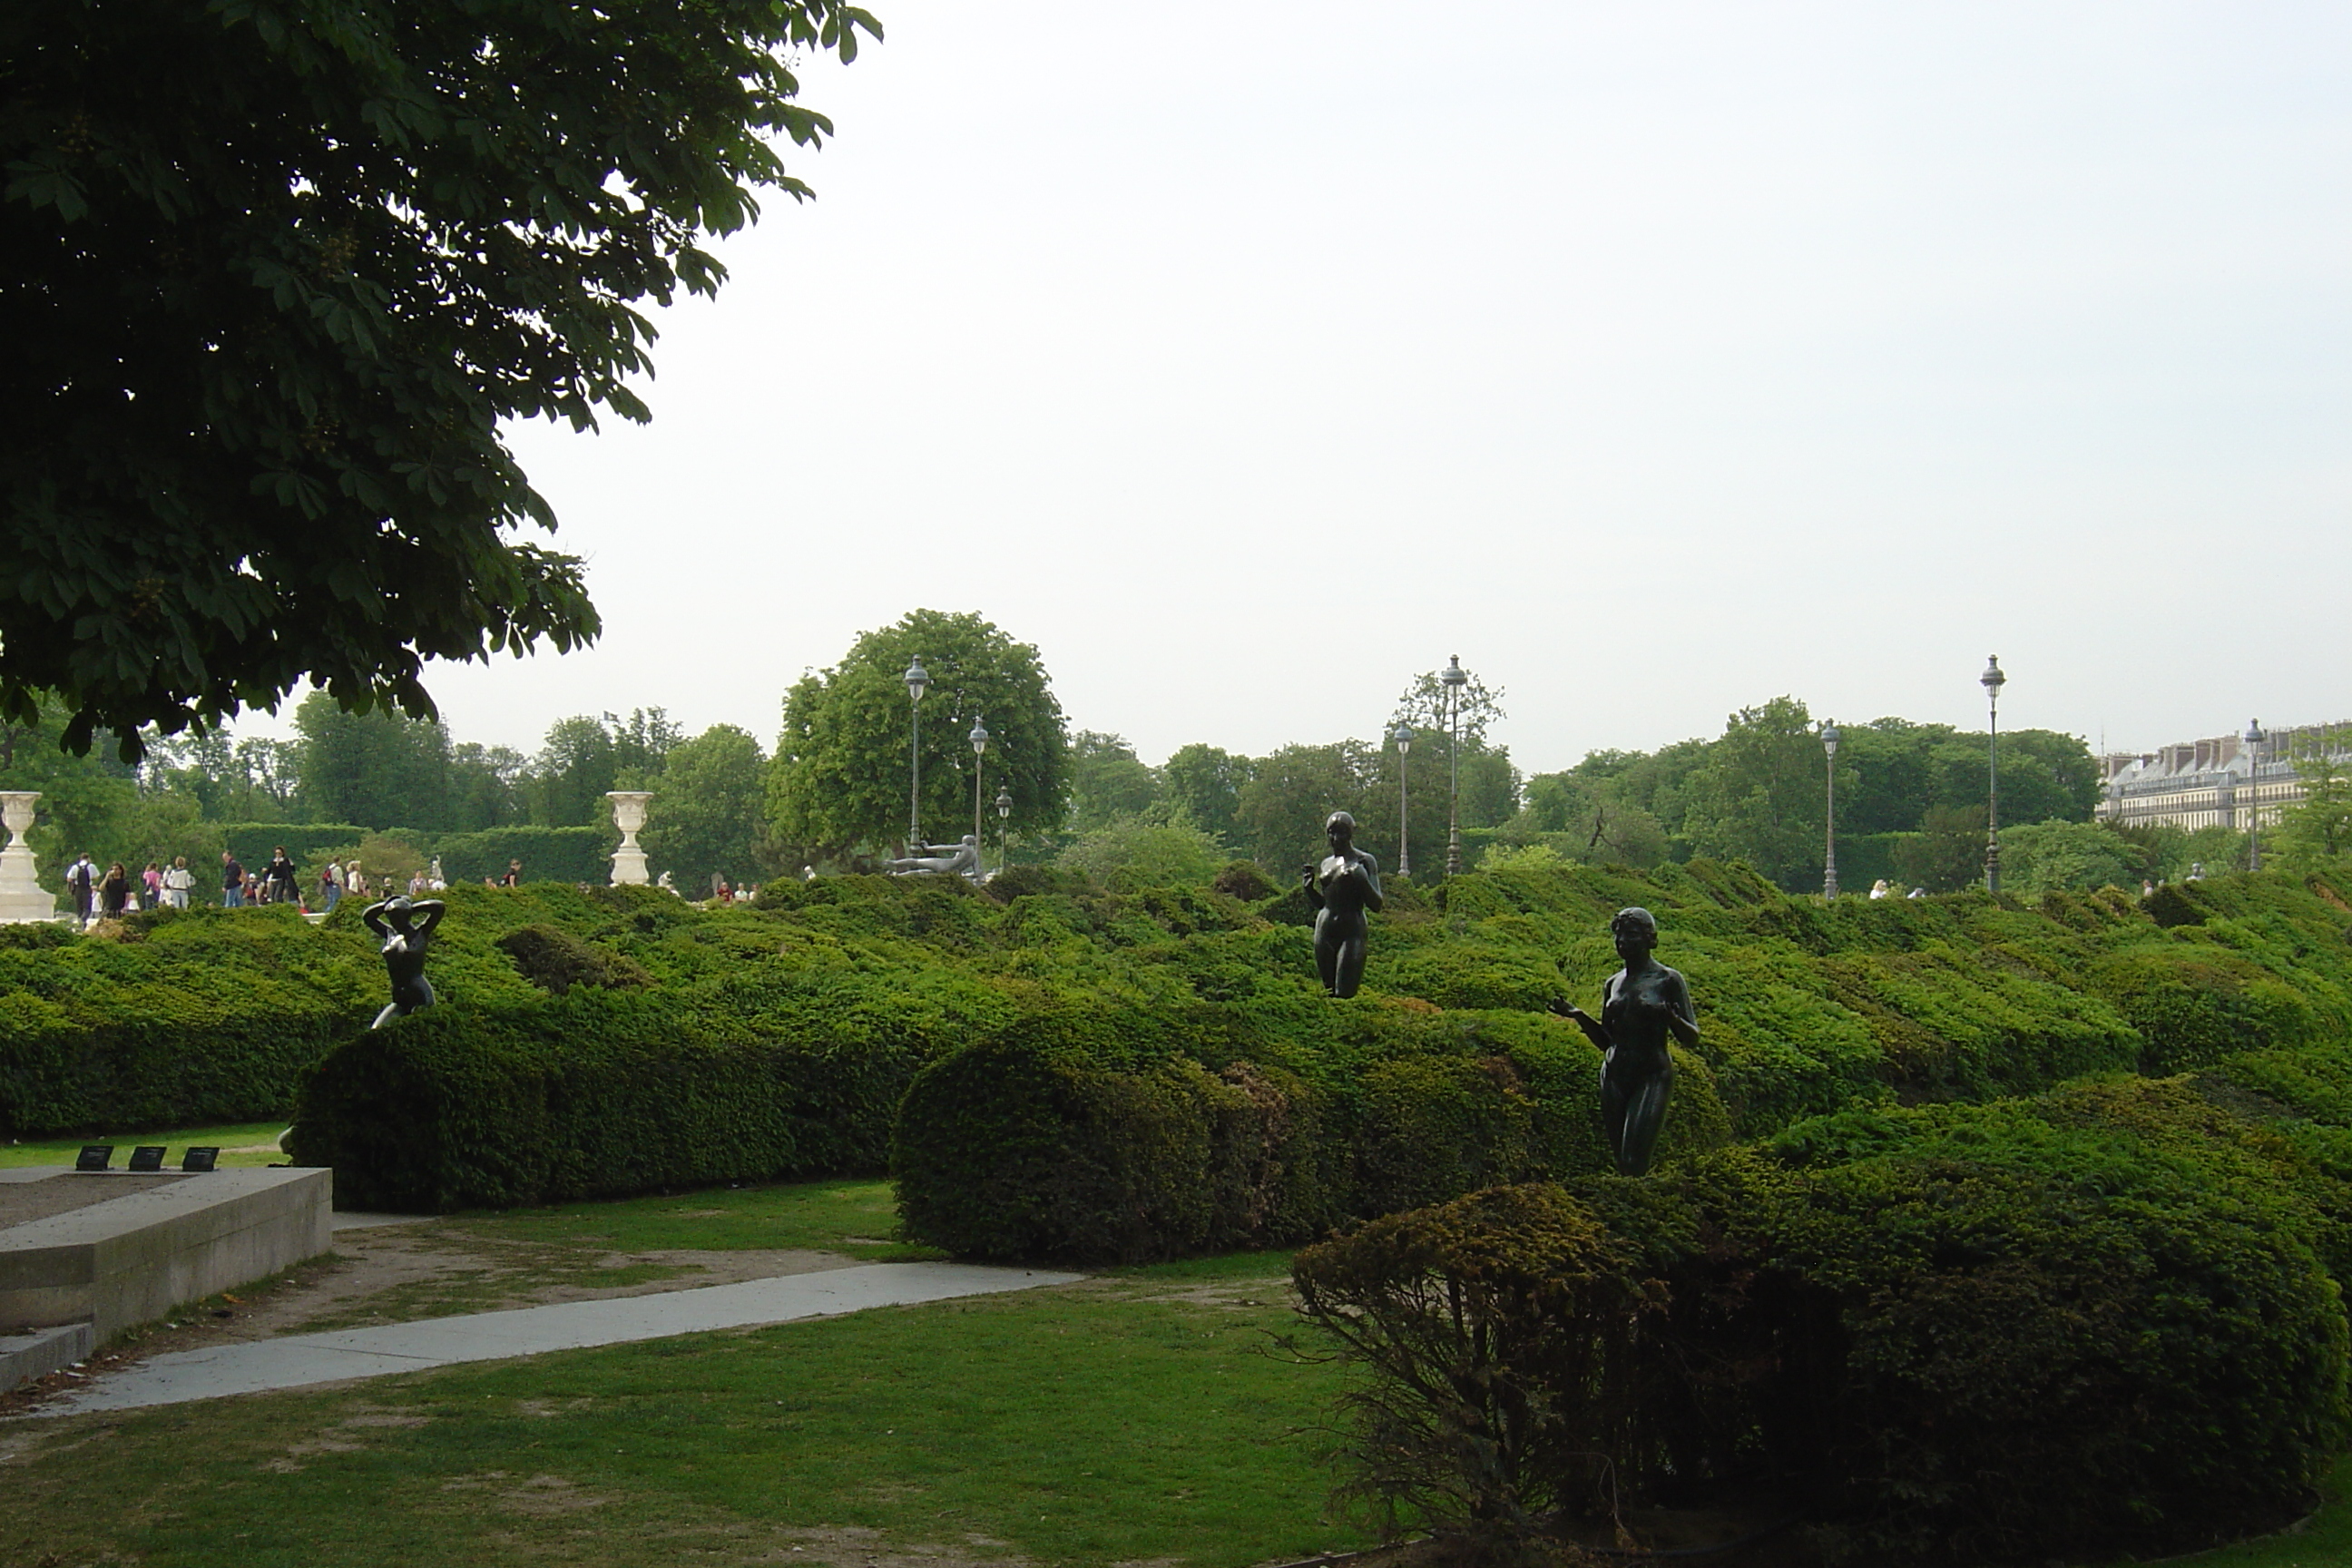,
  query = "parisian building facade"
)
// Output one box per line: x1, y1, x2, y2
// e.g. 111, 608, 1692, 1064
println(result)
2096, 721, 2349, 833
